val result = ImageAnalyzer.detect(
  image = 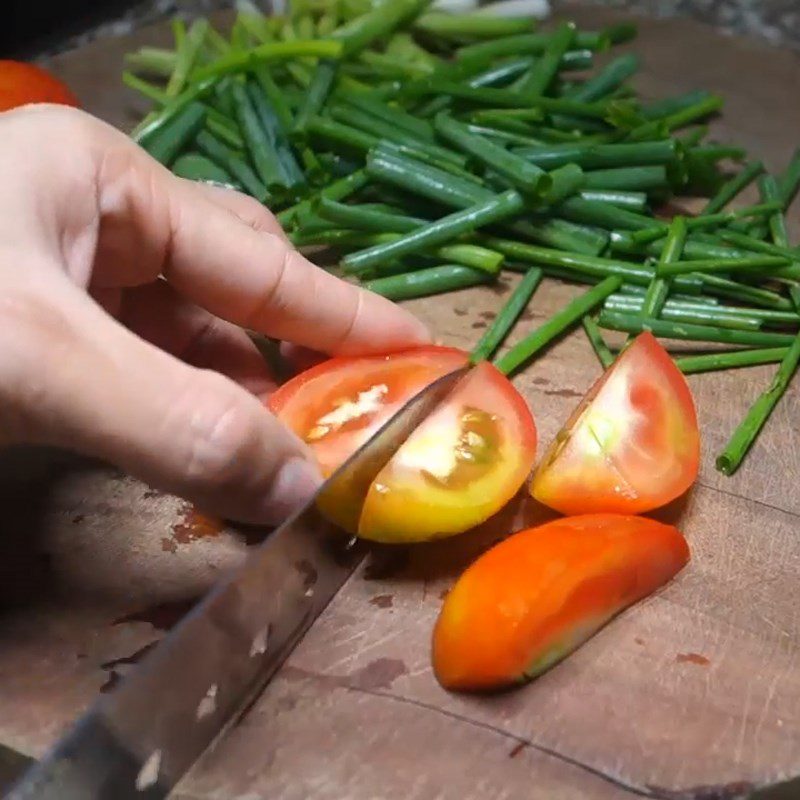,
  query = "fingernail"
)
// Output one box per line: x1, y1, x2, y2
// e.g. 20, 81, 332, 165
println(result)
259, 457, 322, 524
